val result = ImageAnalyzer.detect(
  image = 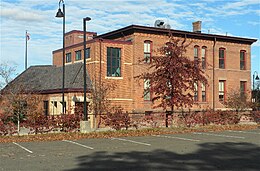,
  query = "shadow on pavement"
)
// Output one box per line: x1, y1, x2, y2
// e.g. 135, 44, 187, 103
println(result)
65, 142, 260, 171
